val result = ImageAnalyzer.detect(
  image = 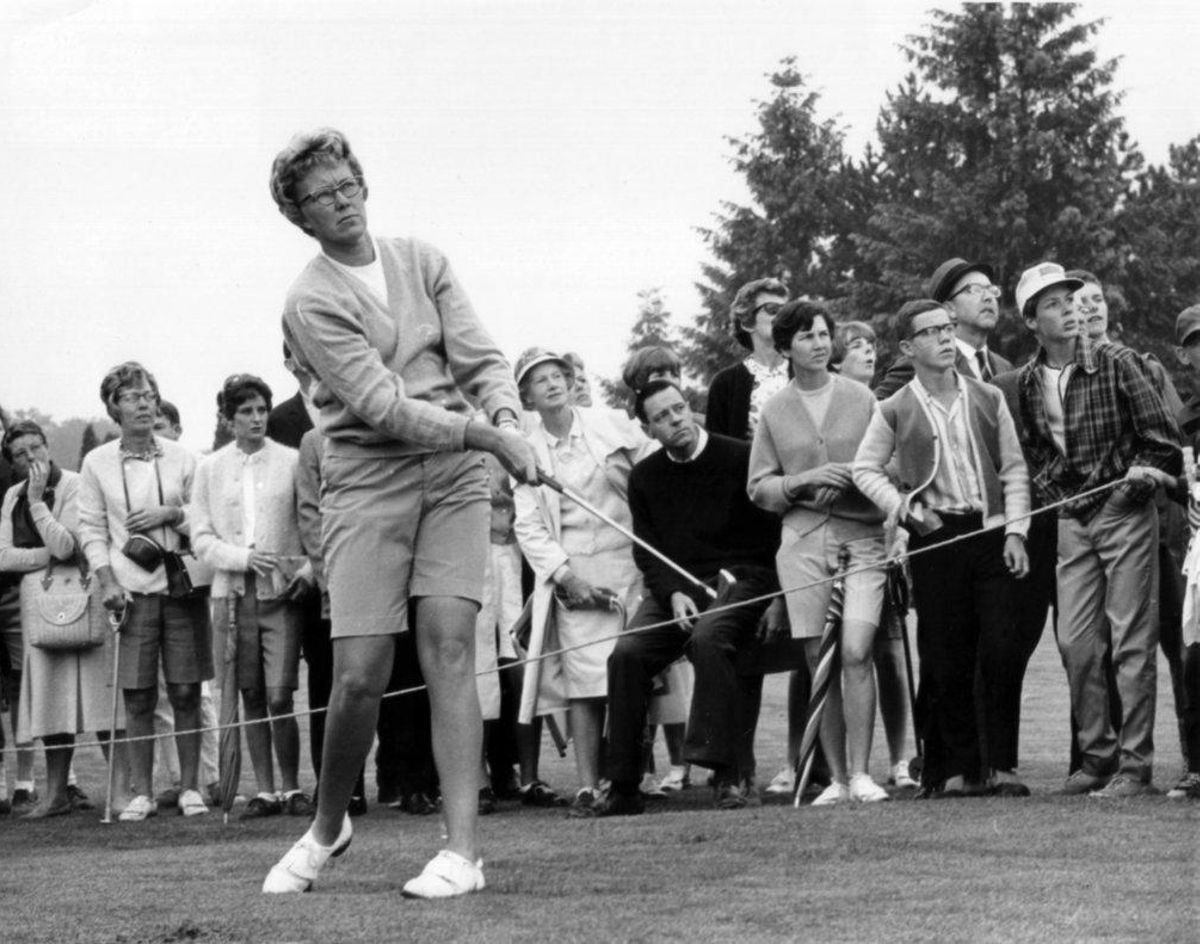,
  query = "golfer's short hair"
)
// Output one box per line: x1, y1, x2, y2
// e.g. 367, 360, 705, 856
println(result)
730, 277, 788, 349
100, 361, 160, 423
622, 345, 682, 393
1, 420, 47, 463
895, 299, 948, 340
218, 374, 274, 421
634, 378, 684, 424
269, 127, 367, 235
771, 299, 832, 355
830, 320, 876, 370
